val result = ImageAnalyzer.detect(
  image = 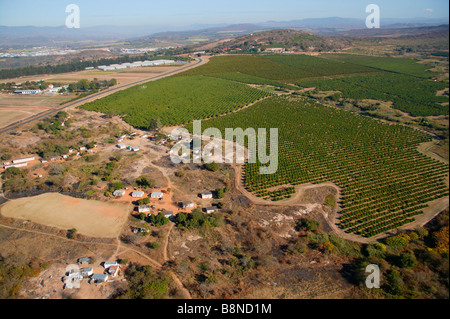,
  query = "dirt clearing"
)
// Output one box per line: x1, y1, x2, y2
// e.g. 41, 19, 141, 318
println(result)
0, 193, 131, 238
